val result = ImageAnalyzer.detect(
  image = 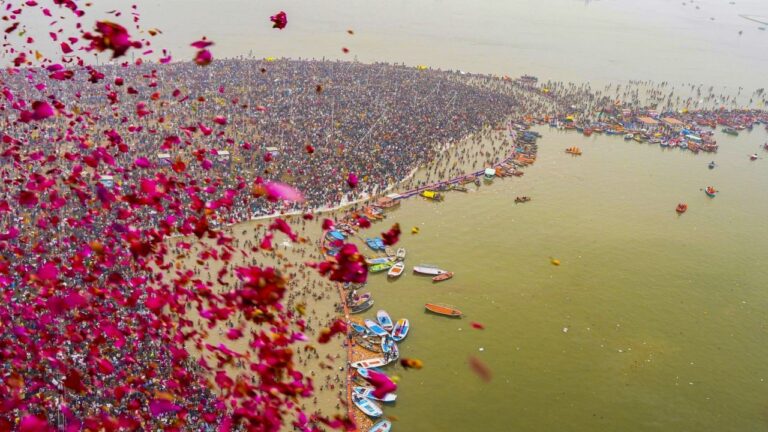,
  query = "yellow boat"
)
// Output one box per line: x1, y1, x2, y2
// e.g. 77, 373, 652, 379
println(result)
420, 190, 444, 201
565, 146, 582, 155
